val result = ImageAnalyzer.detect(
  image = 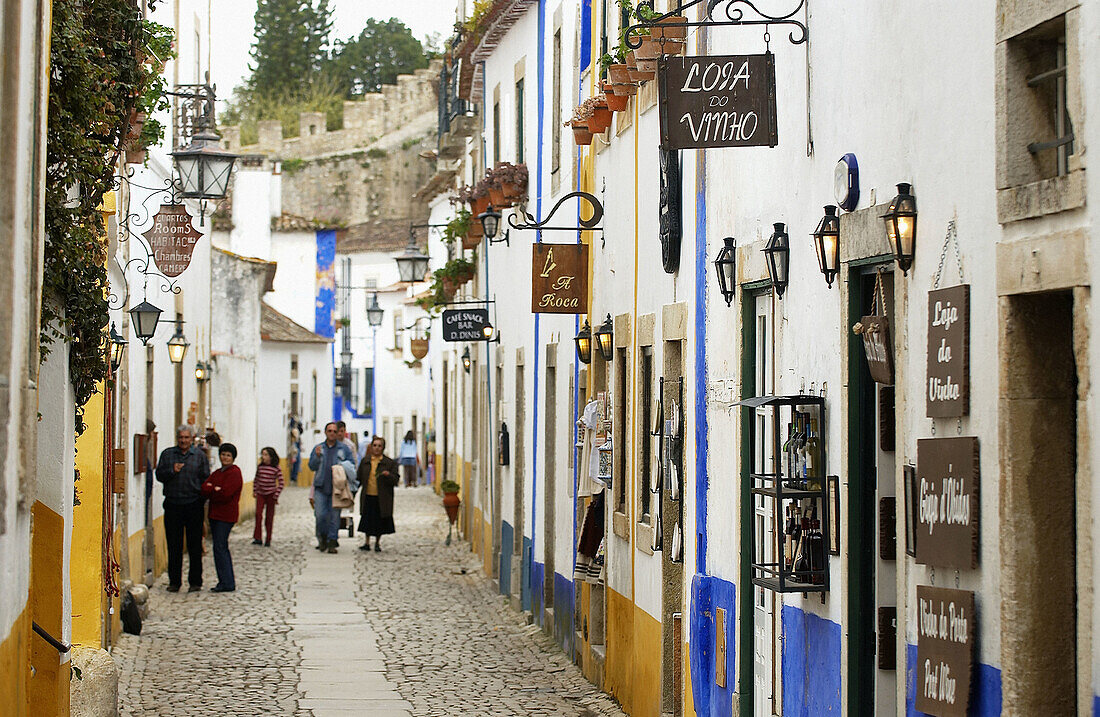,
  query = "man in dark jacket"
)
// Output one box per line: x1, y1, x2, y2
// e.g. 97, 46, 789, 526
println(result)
155, 424, 210, 592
